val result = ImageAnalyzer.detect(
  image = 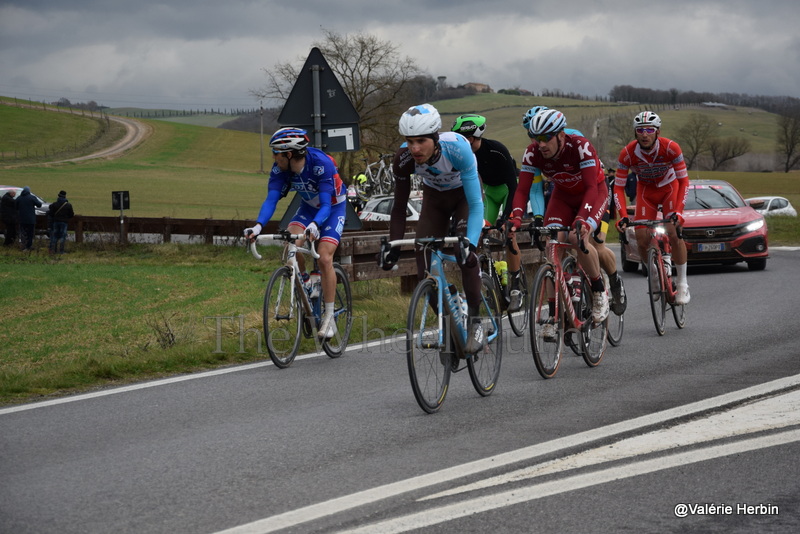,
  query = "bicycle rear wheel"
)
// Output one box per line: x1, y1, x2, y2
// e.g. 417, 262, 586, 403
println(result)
603, 270, 624, 346
407, 278, 451, 414
578, 268, 607, 368
507, 267, 529, 337
529, 264, 563, 379
263, 266, 302, 368
467, 274, 503, 396
322, 263, 353, 358
647, 248, 667, 336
